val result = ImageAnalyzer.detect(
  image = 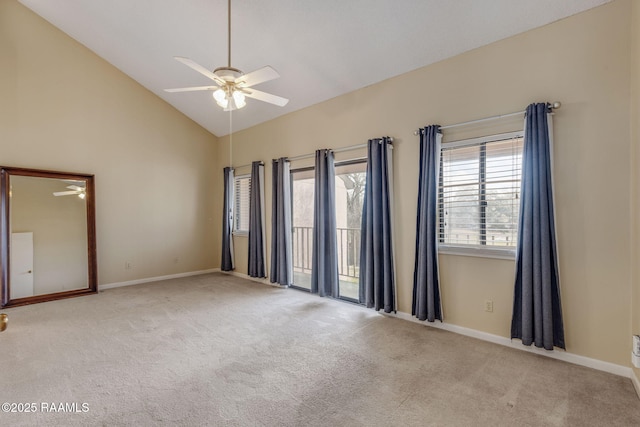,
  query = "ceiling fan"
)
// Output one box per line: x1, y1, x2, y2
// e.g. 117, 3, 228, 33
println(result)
164, 0, 288, 111
53, 184, 86, 199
